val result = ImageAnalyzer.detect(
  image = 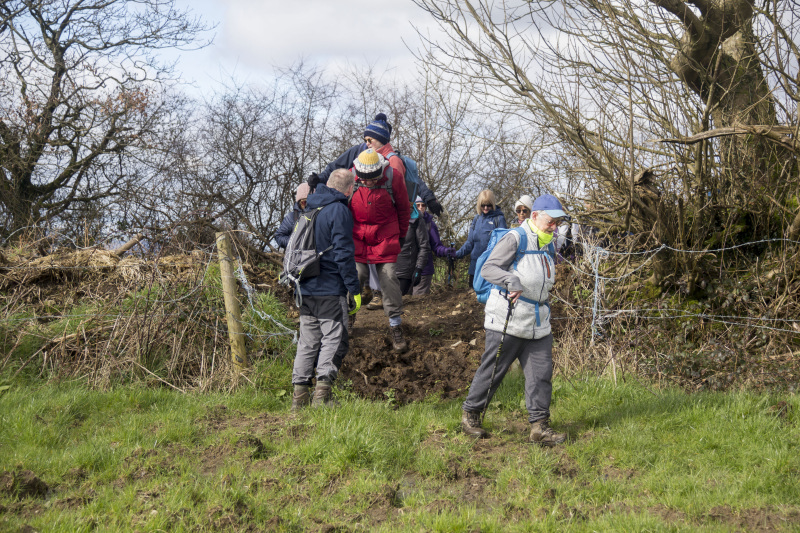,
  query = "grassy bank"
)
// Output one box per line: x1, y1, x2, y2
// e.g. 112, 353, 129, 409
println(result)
1, 372, 797, 532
